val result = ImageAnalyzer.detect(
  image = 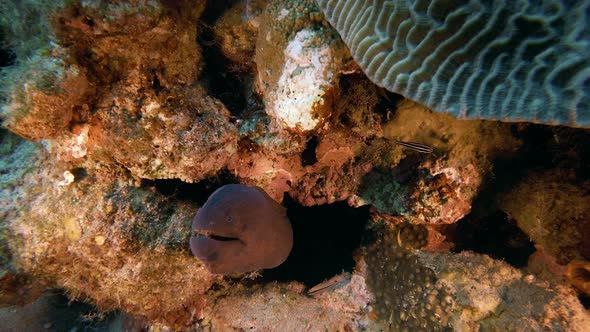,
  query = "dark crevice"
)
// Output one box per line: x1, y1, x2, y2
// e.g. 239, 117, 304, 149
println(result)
260, 195, 370, 287
452, 211, 535, 268
43, 291, 119, 331
69, 167, 88, 181
301, 135, 319, 166
151, 69, 163, 95
474, 125, 553, 212
375, 87, 405, 119
142, 169, 239, 205
453, 124, 590, 268
485, 123, 590, 203
197, 0, 249, 116
0, 27, 16, 69
579, 294, 590, 310
201, 0, 242, 23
